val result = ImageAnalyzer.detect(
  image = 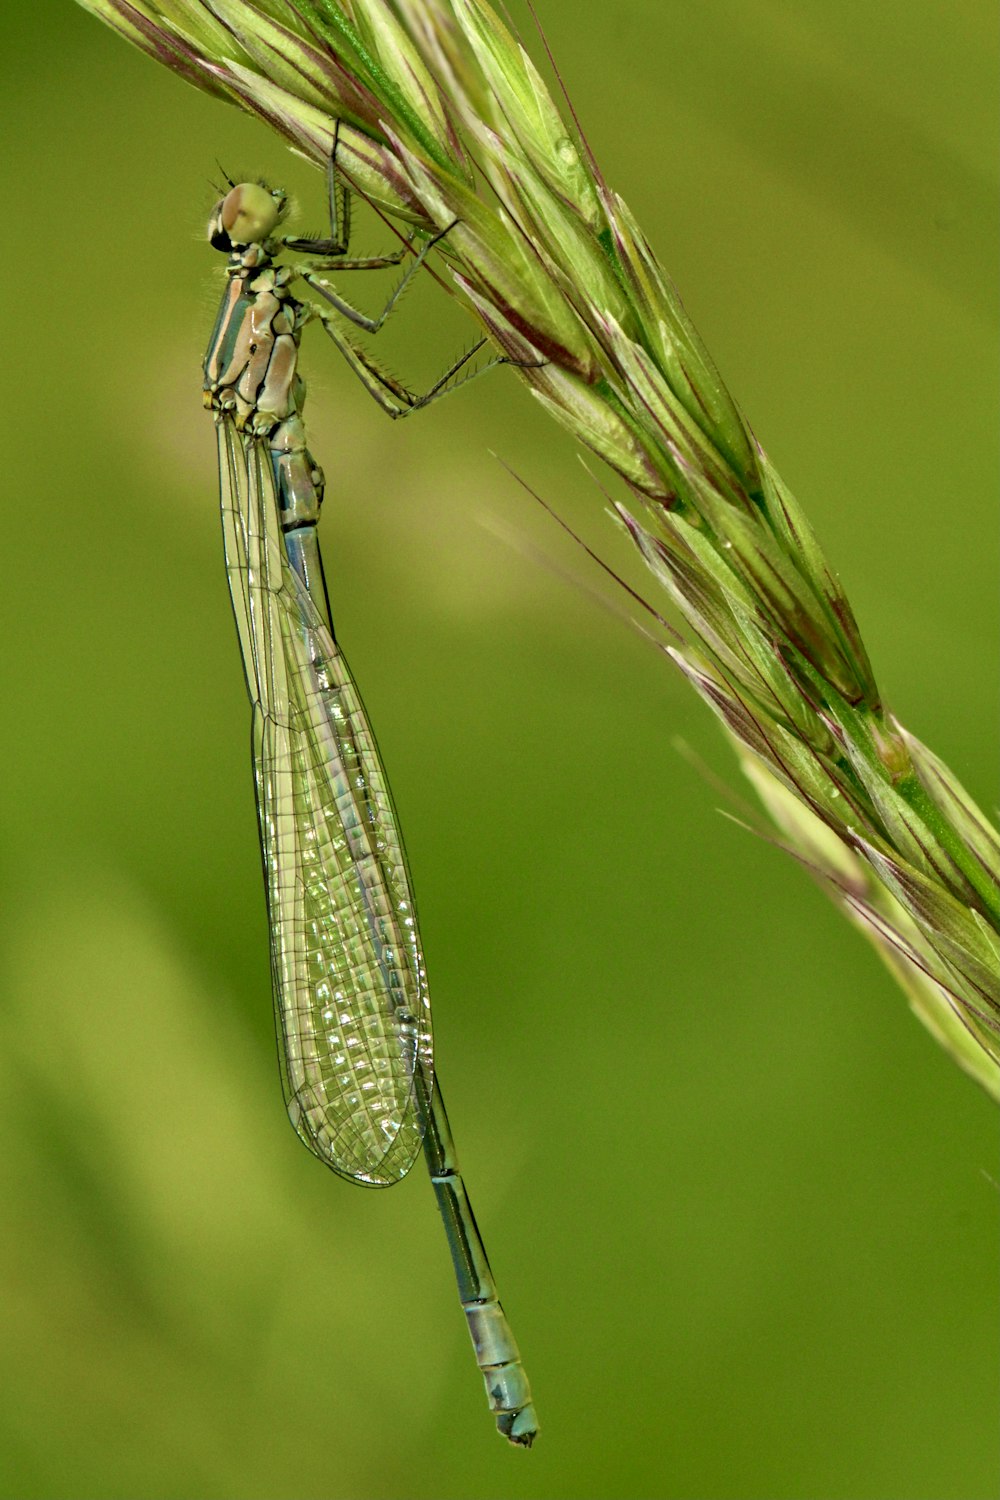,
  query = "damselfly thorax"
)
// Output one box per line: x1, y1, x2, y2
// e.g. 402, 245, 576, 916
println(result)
205, 213, 325, 537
